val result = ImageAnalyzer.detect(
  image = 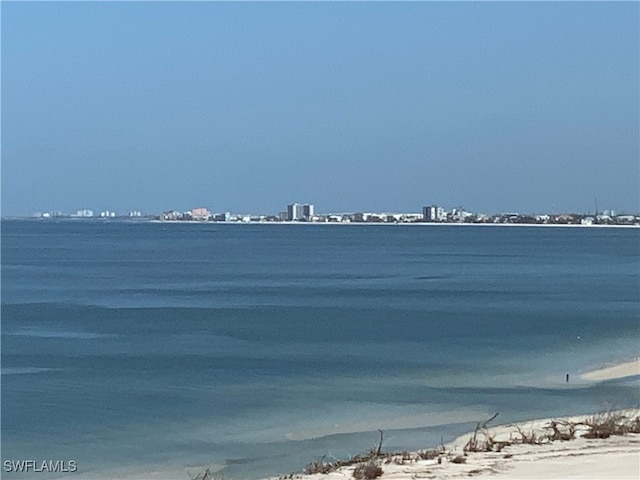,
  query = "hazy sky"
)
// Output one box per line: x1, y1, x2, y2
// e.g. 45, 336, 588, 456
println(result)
2, 2, 638, 216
